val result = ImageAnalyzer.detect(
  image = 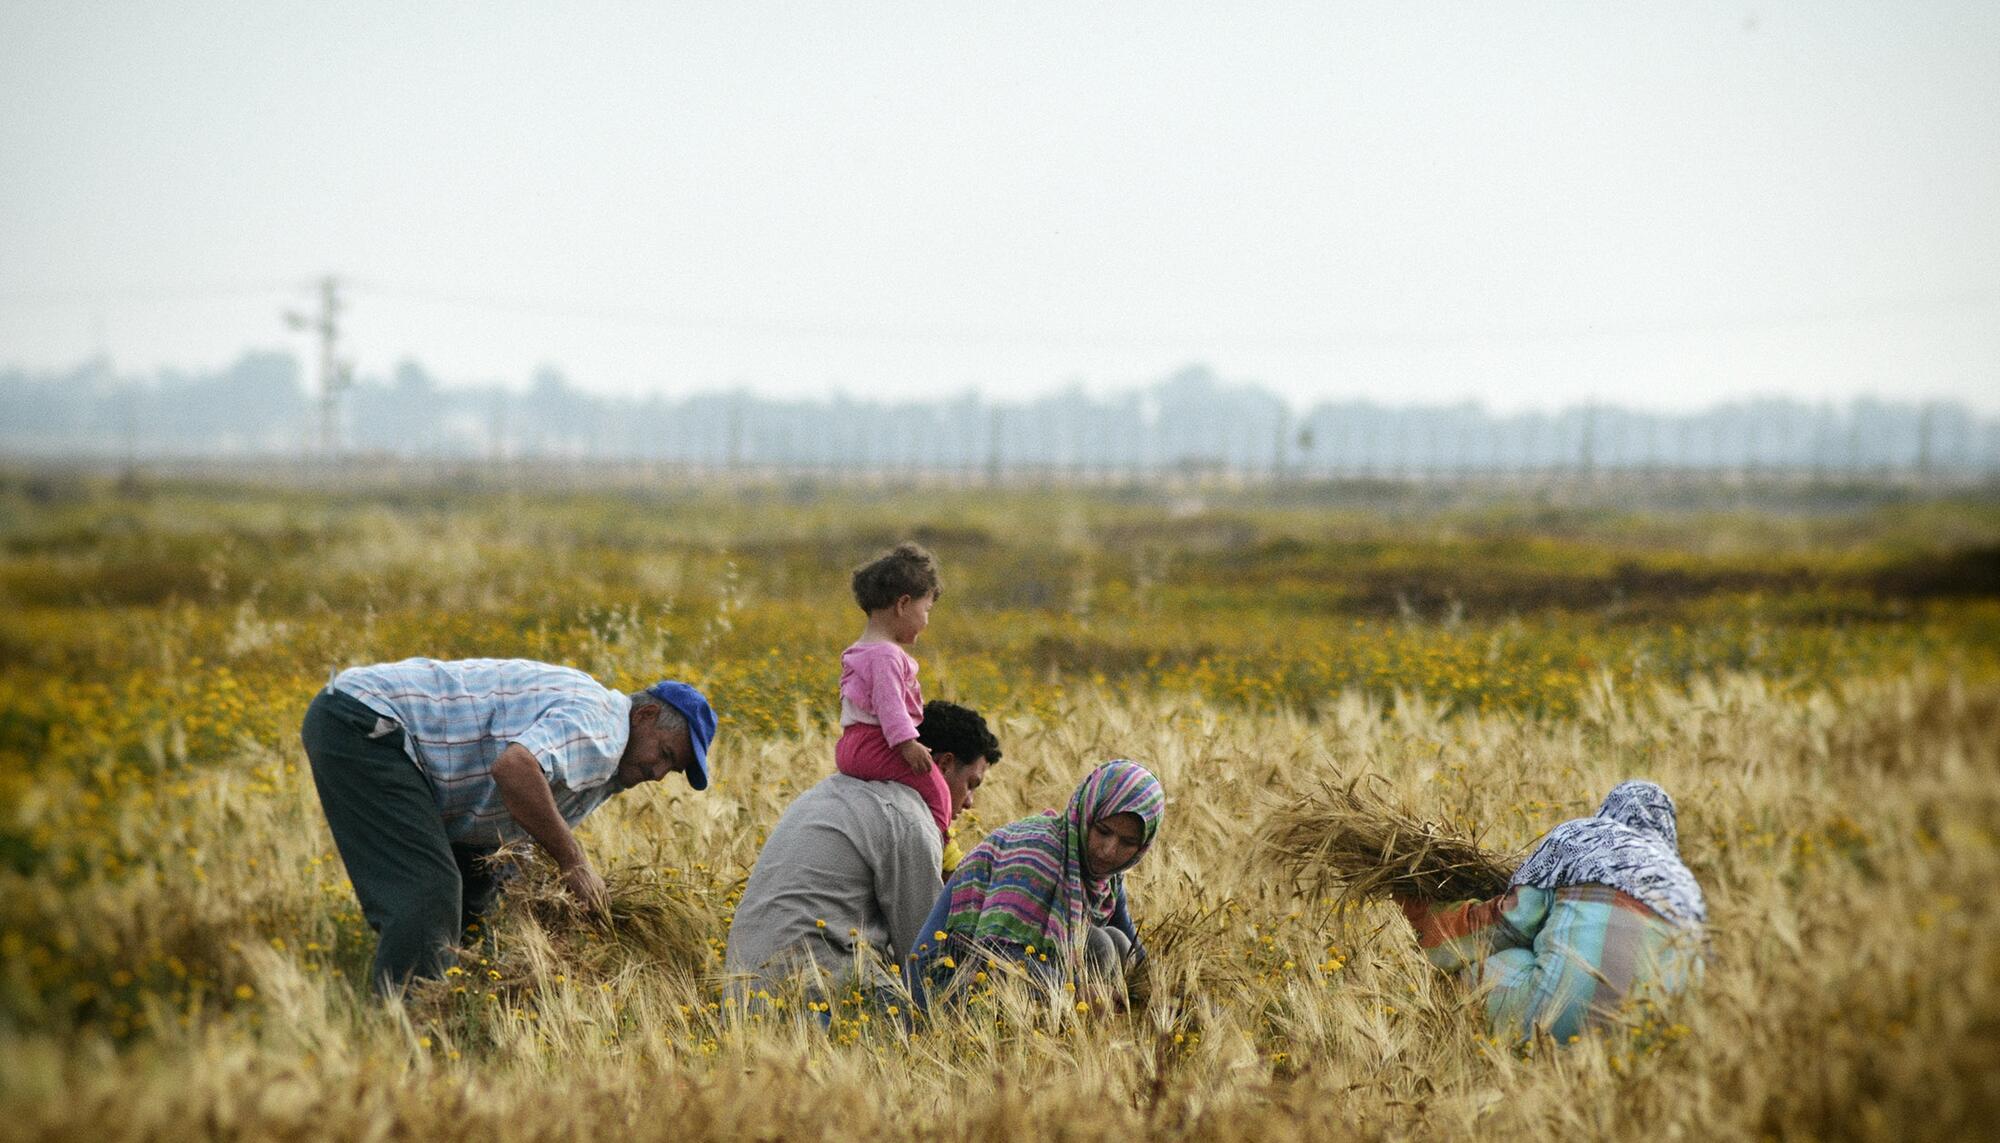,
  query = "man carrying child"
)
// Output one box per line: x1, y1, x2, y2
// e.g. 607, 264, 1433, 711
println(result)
724, 700, 1001, 993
